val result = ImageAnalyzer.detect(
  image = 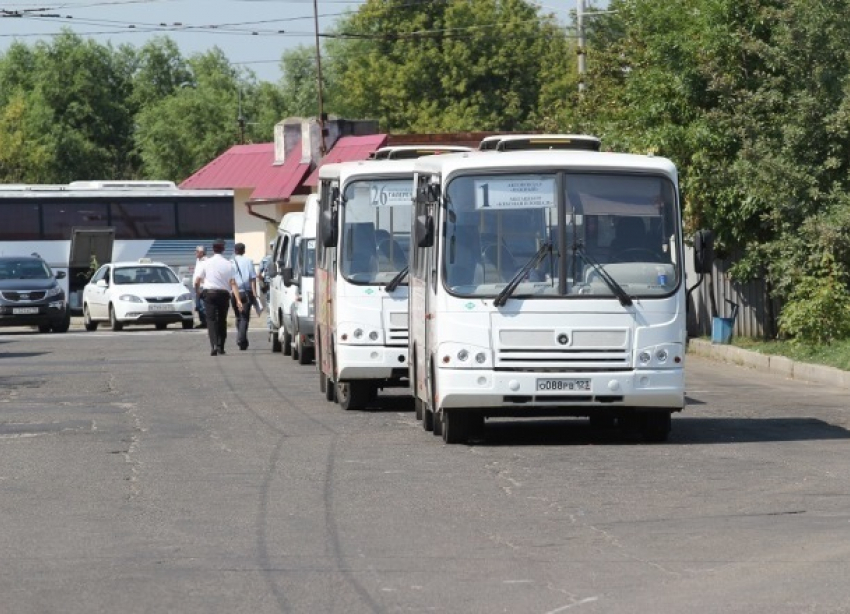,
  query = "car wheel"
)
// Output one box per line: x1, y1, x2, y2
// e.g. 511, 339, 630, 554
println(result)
83, 305, 98, 331
38, 324, 52, 333
109, 305, 123, 331
182, 320, 193, 330
336, 381, 372, 411
52, 311, 71, 333
155, 323, 168, 330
